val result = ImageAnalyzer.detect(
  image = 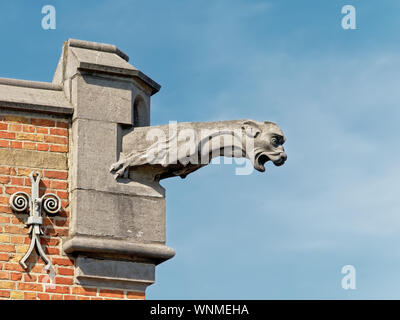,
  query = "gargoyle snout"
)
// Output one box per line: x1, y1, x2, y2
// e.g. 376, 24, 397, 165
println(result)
273, 152, 287, 166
